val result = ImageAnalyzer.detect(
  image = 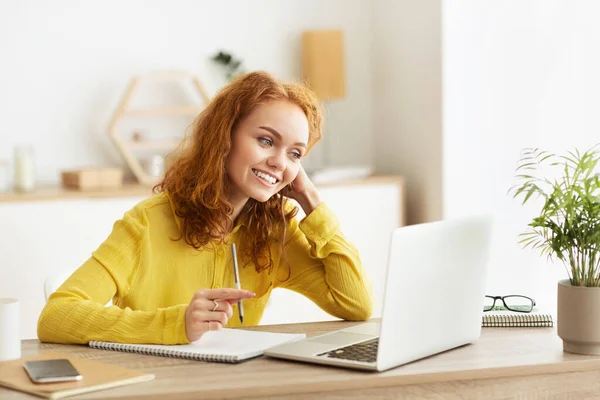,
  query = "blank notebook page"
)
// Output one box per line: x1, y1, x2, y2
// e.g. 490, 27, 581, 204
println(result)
89, 329, 306, 363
